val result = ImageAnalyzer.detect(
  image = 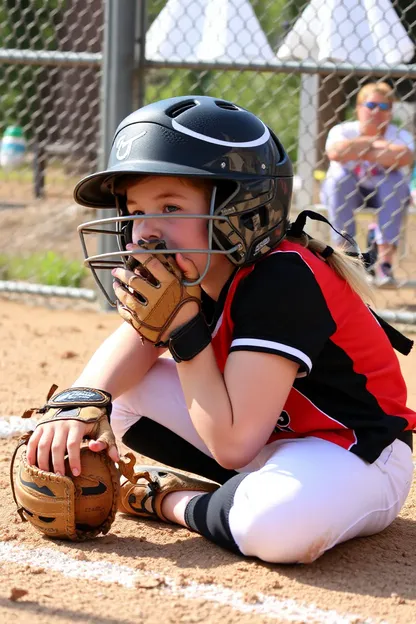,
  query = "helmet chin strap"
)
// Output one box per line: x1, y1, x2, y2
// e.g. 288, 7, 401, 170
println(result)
288, 209, 377, 270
